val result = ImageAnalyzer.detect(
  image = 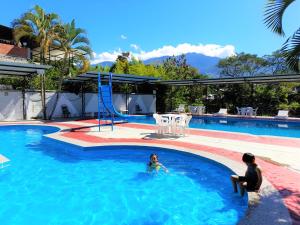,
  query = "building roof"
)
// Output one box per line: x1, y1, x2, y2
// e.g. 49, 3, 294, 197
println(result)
0, 61, 51, 77
0, 25, 13, 43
